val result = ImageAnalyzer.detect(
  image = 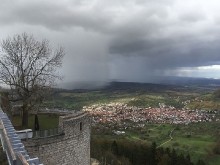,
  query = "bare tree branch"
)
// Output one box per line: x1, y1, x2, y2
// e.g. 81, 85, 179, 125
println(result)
0, 33, 65, 126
